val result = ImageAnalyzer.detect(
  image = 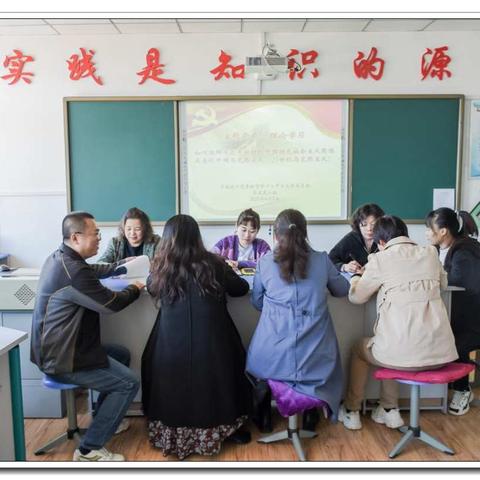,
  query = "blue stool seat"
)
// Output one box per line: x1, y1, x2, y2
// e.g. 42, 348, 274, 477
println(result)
43, 375, 79, 390
34, 375, 86, 456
